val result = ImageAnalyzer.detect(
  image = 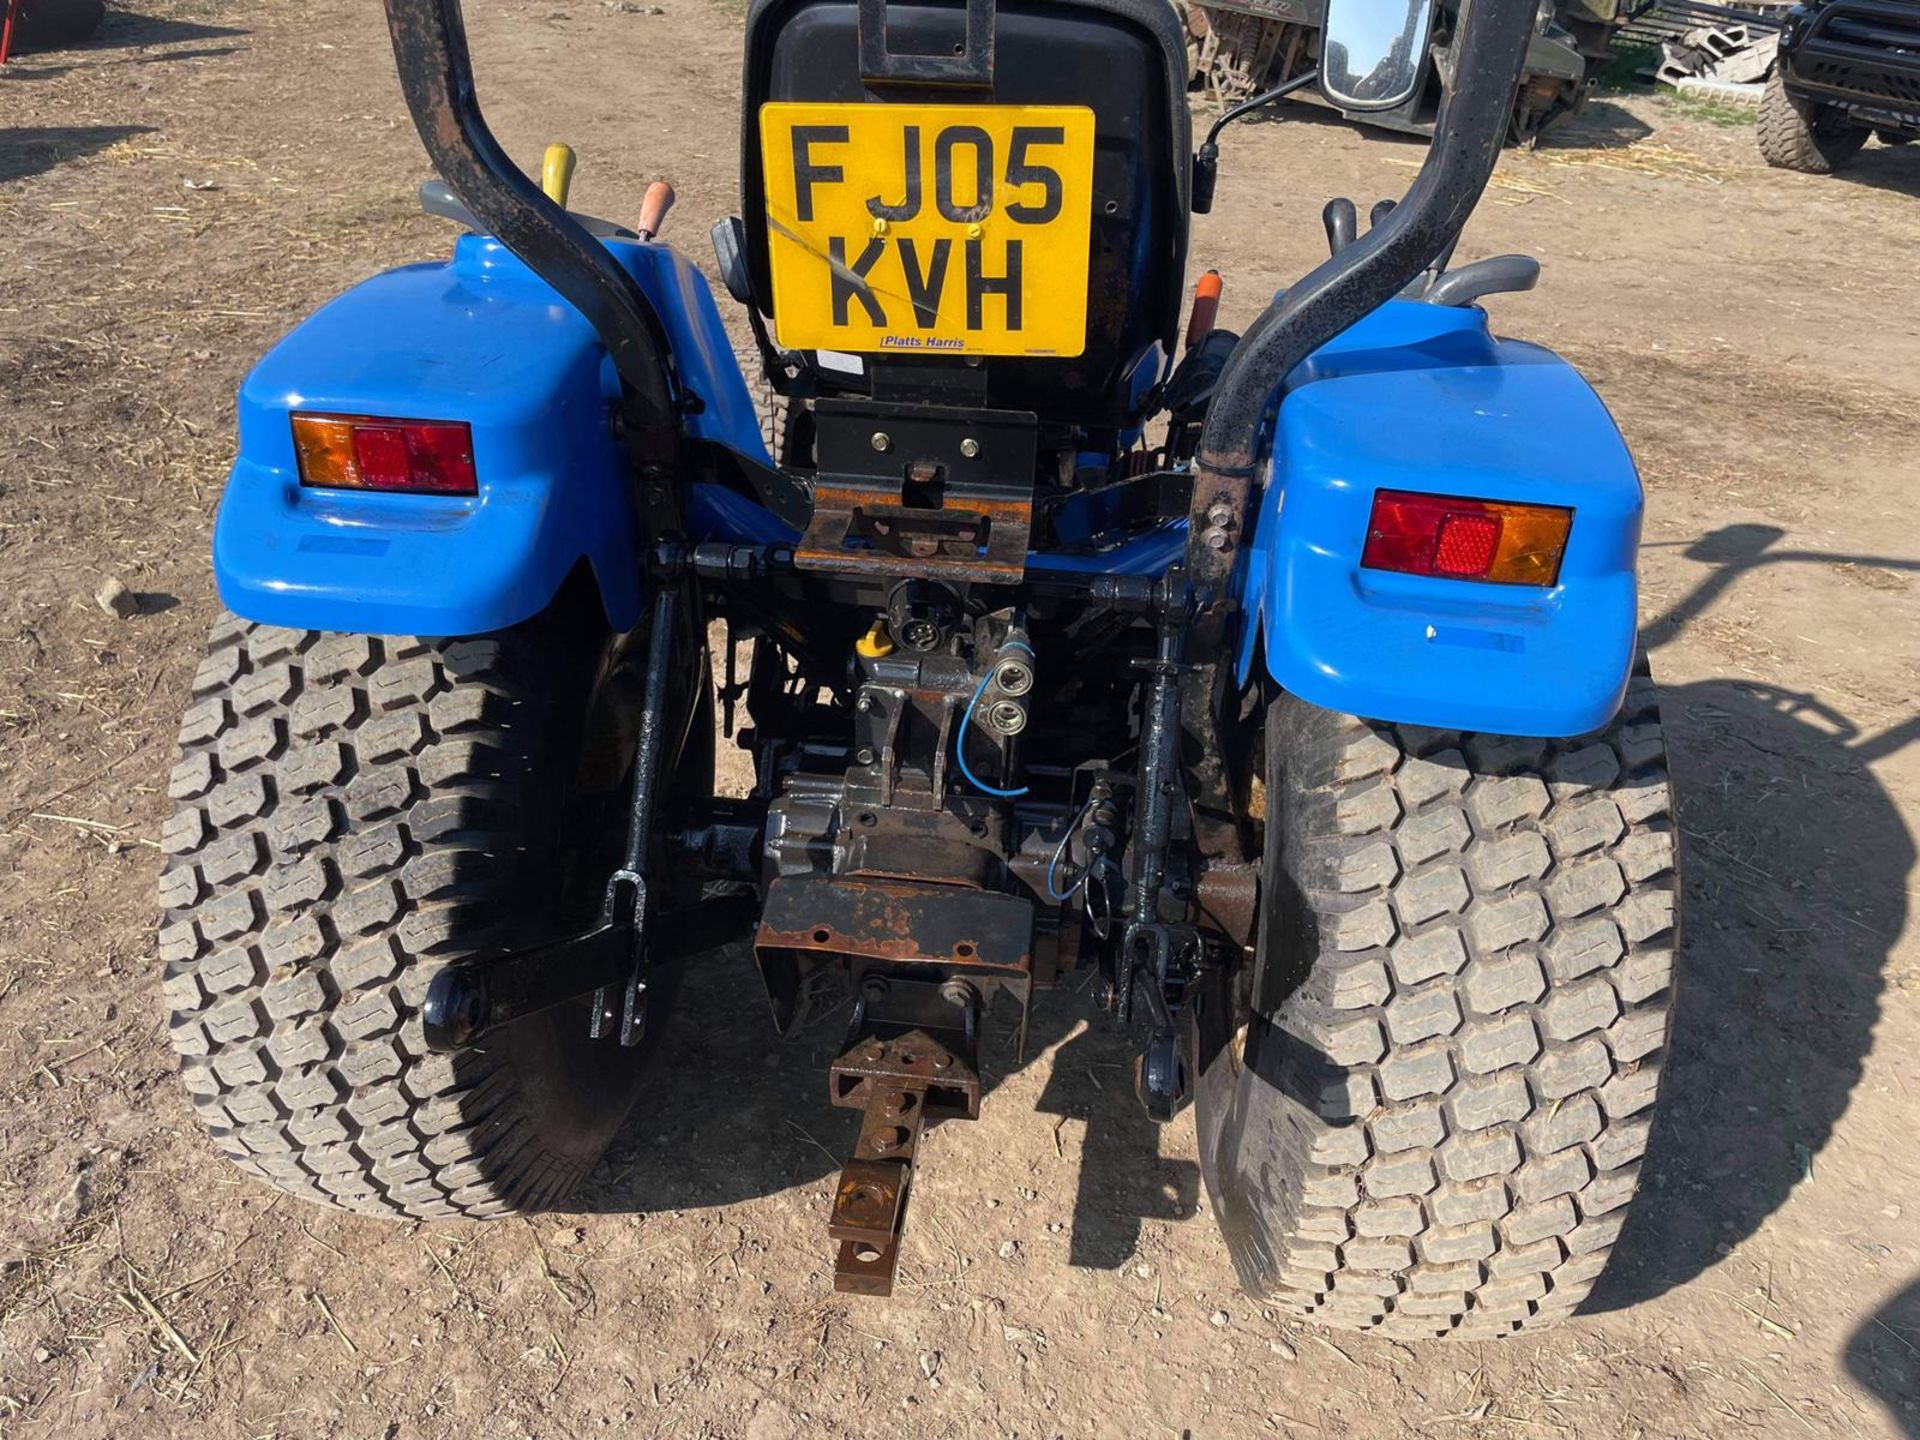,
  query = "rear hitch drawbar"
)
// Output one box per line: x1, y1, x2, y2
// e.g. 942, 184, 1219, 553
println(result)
826, 976, 983, 1296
